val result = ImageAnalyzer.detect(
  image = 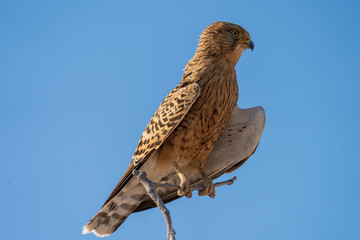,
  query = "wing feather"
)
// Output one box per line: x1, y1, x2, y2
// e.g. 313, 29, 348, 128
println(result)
102, 83, 201, 206
132, 83, 201, 165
